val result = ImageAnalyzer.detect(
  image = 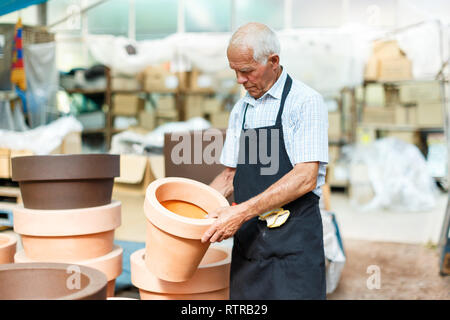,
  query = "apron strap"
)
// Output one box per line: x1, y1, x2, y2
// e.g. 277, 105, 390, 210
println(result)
274, 74, 292, 127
